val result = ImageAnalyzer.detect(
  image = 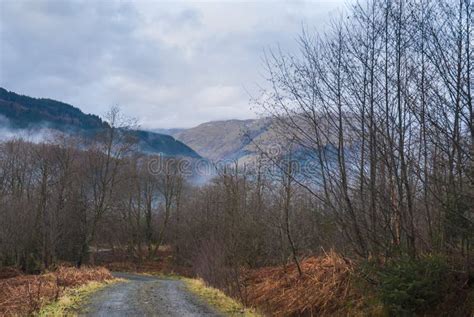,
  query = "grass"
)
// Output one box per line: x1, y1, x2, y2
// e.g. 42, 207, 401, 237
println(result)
184, 278, 262, 317
37, 279, 119, 316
